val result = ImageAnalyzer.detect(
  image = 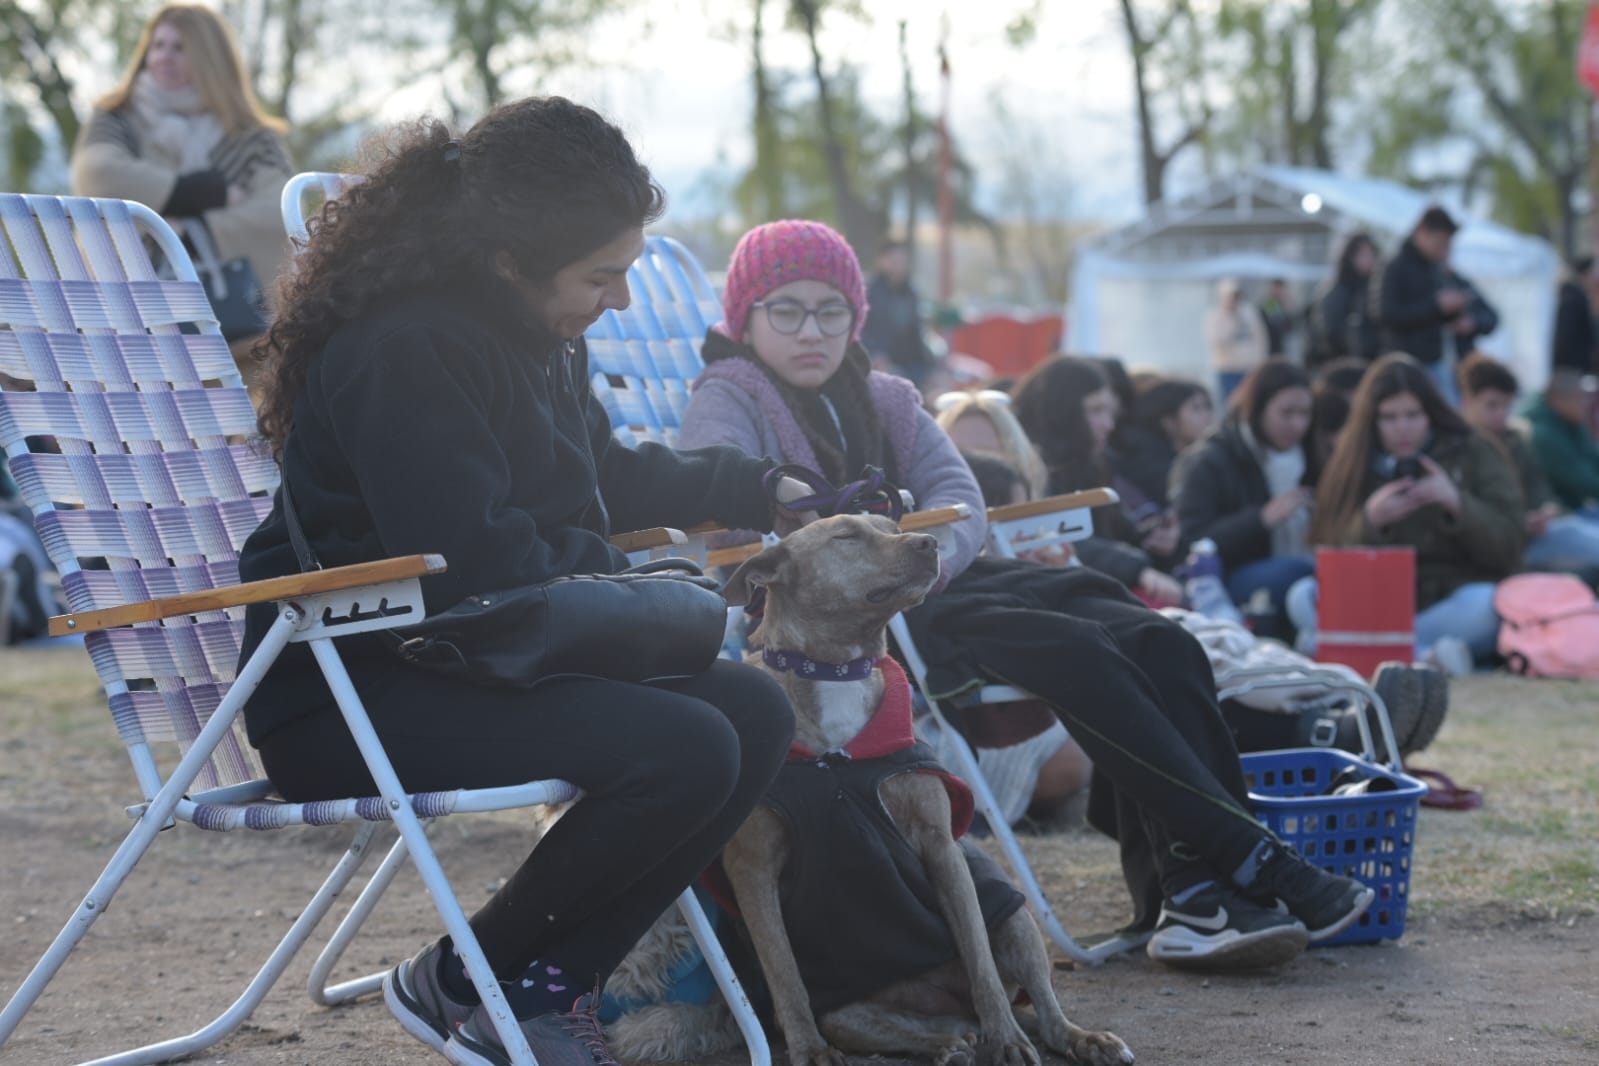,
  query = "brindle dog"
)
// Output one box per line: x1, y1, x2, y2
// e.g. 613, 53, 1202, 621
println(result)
718, 514, 1133, 1066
